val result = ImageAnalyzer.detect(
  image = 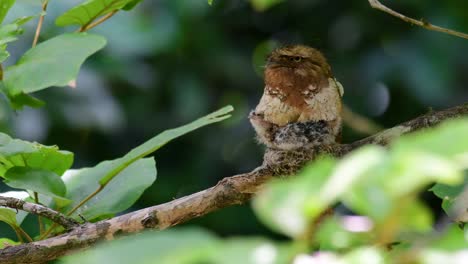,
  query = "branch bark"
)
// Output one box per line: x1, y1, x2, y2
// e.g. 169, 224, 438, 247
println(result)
0, 196, 79, 231
0, 104, 467, 264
